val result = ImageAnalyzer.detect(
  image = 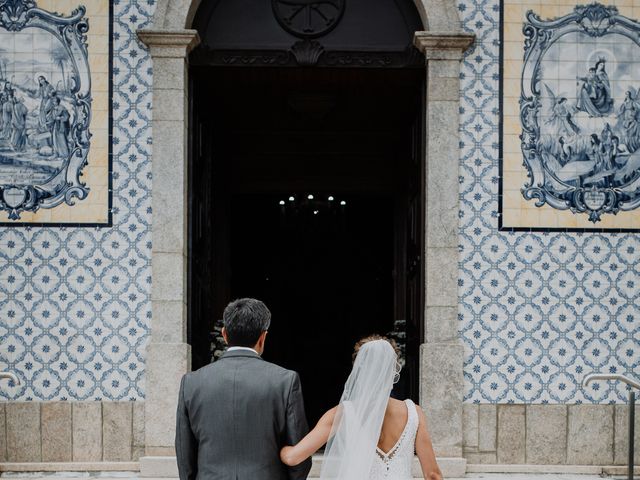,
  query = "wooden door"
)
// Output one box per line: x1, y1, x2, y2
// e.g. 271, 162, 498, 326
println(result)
404, 81, 425, 401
